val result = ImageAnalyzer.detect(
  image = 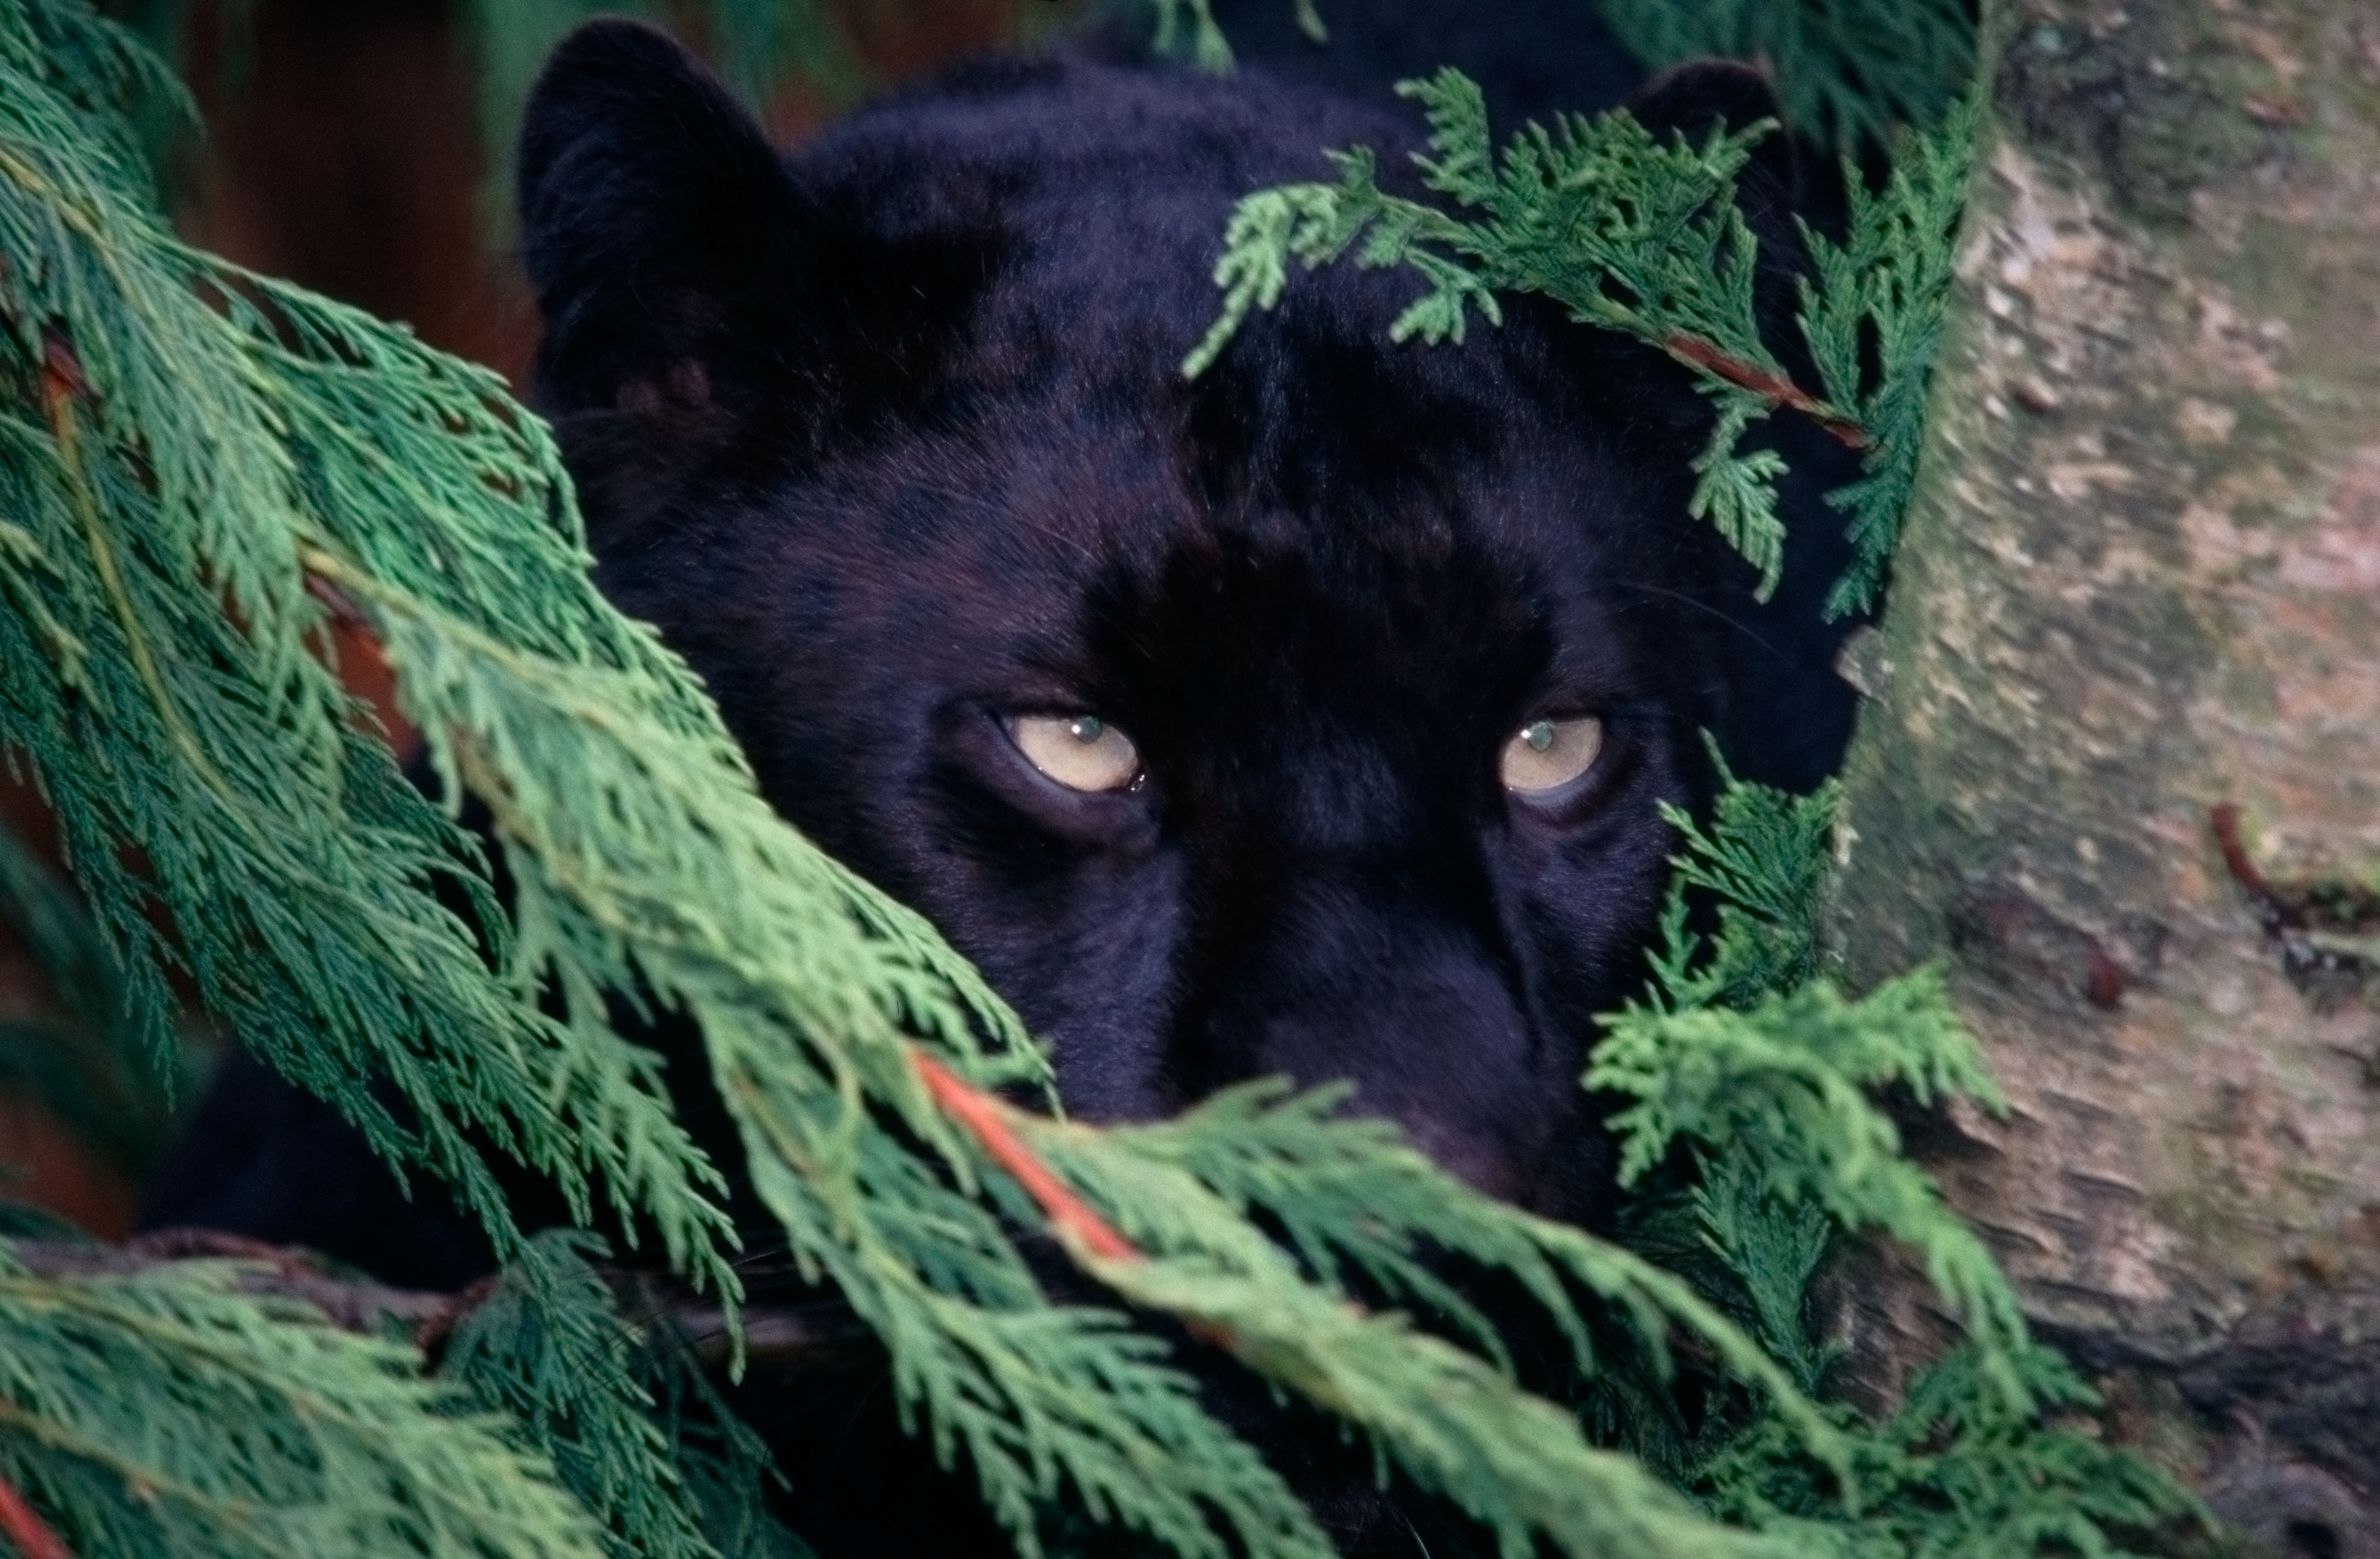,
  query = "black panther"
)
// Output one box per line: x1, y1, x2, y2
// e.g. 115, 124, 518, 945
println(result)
145, 9, 1861, 1553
